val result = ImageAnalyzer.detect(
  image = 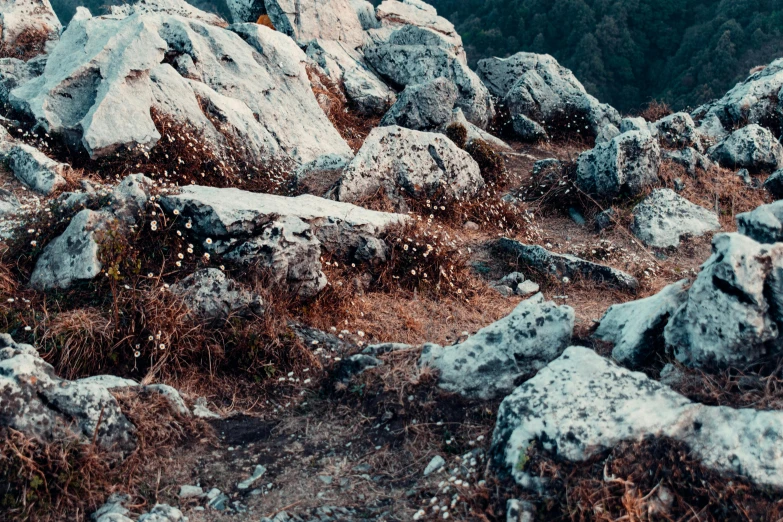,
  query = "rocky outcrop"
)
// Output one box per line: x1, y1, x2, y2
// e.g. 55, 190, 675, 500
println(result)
737, 200, 783, 244
0, 0, 60, 48
265, 0, 366, 47
664, 233, 783, 369
707, 124, 783, 172
494, 238, 639, 292
692, 58, 783, 140
170, 268, 264, 320
594, 280, 689, 368
663, 147, 714, 176
6, 143, 69, 194
491, 346, 783, 490
476, 52, 620, 140
576, 129, 660, 199
0, 334, 136, 451
652, 112, 704, 151
374, 0, 464, 60
419, 293, 574, 400
379, 77, 457, 130
10, 14, 351, 165
336, 126, 483, 209
630, 189, 720, 248
364, 25, 493, 128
